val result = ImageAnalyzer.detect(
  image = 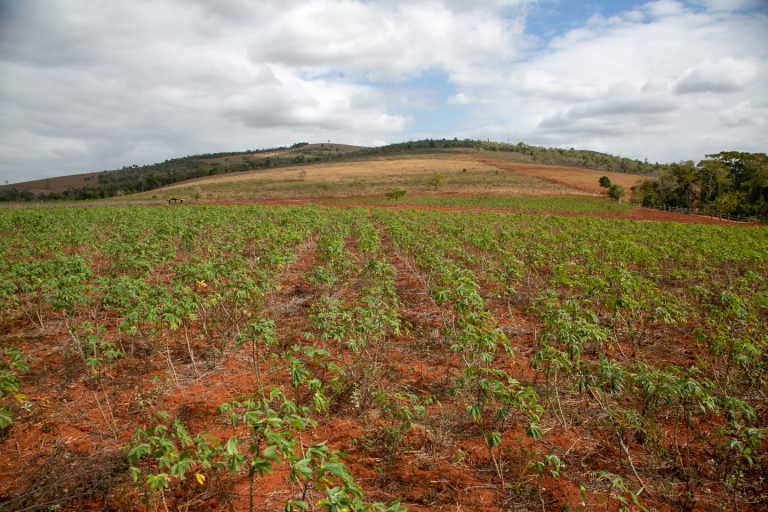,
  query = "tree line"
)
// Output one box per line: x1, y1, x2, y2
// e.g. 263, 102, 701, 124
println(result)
632, 152, 768, 219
